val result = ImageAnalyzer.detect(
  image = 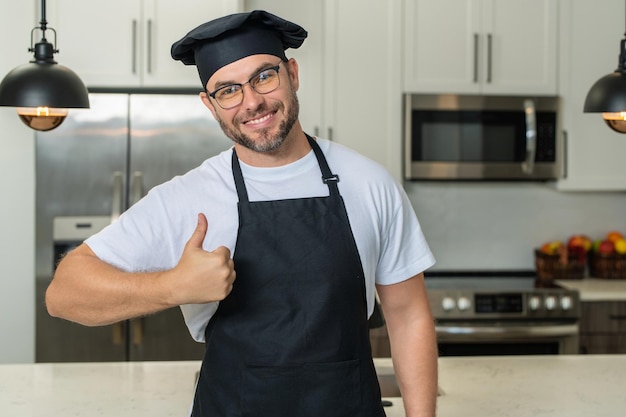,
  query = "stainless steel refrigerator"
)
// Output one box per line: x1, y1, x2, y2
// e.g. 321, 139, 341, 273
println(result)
35, 93, 233, 362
